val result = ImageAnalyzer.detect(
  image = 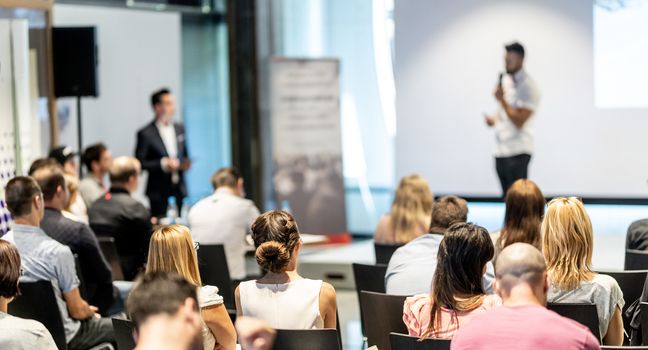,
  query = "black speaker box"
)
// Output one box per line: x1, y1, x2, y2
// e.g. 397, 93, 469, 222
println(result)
52, 27, 99, 98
